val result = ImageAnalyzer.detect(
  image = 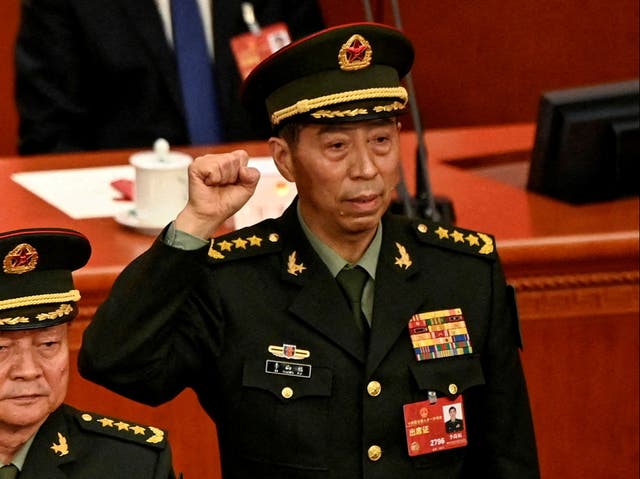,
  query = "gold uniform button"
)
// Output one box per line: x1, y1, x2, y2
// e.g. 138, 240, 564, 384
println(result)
367, 445, 382, 461
269, 233, 279, 242
417, 223, 428, 233
448, 383, 458, 395
367, 381, 382, 397
81, 413, 93, 422
281, 387, 294, 399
